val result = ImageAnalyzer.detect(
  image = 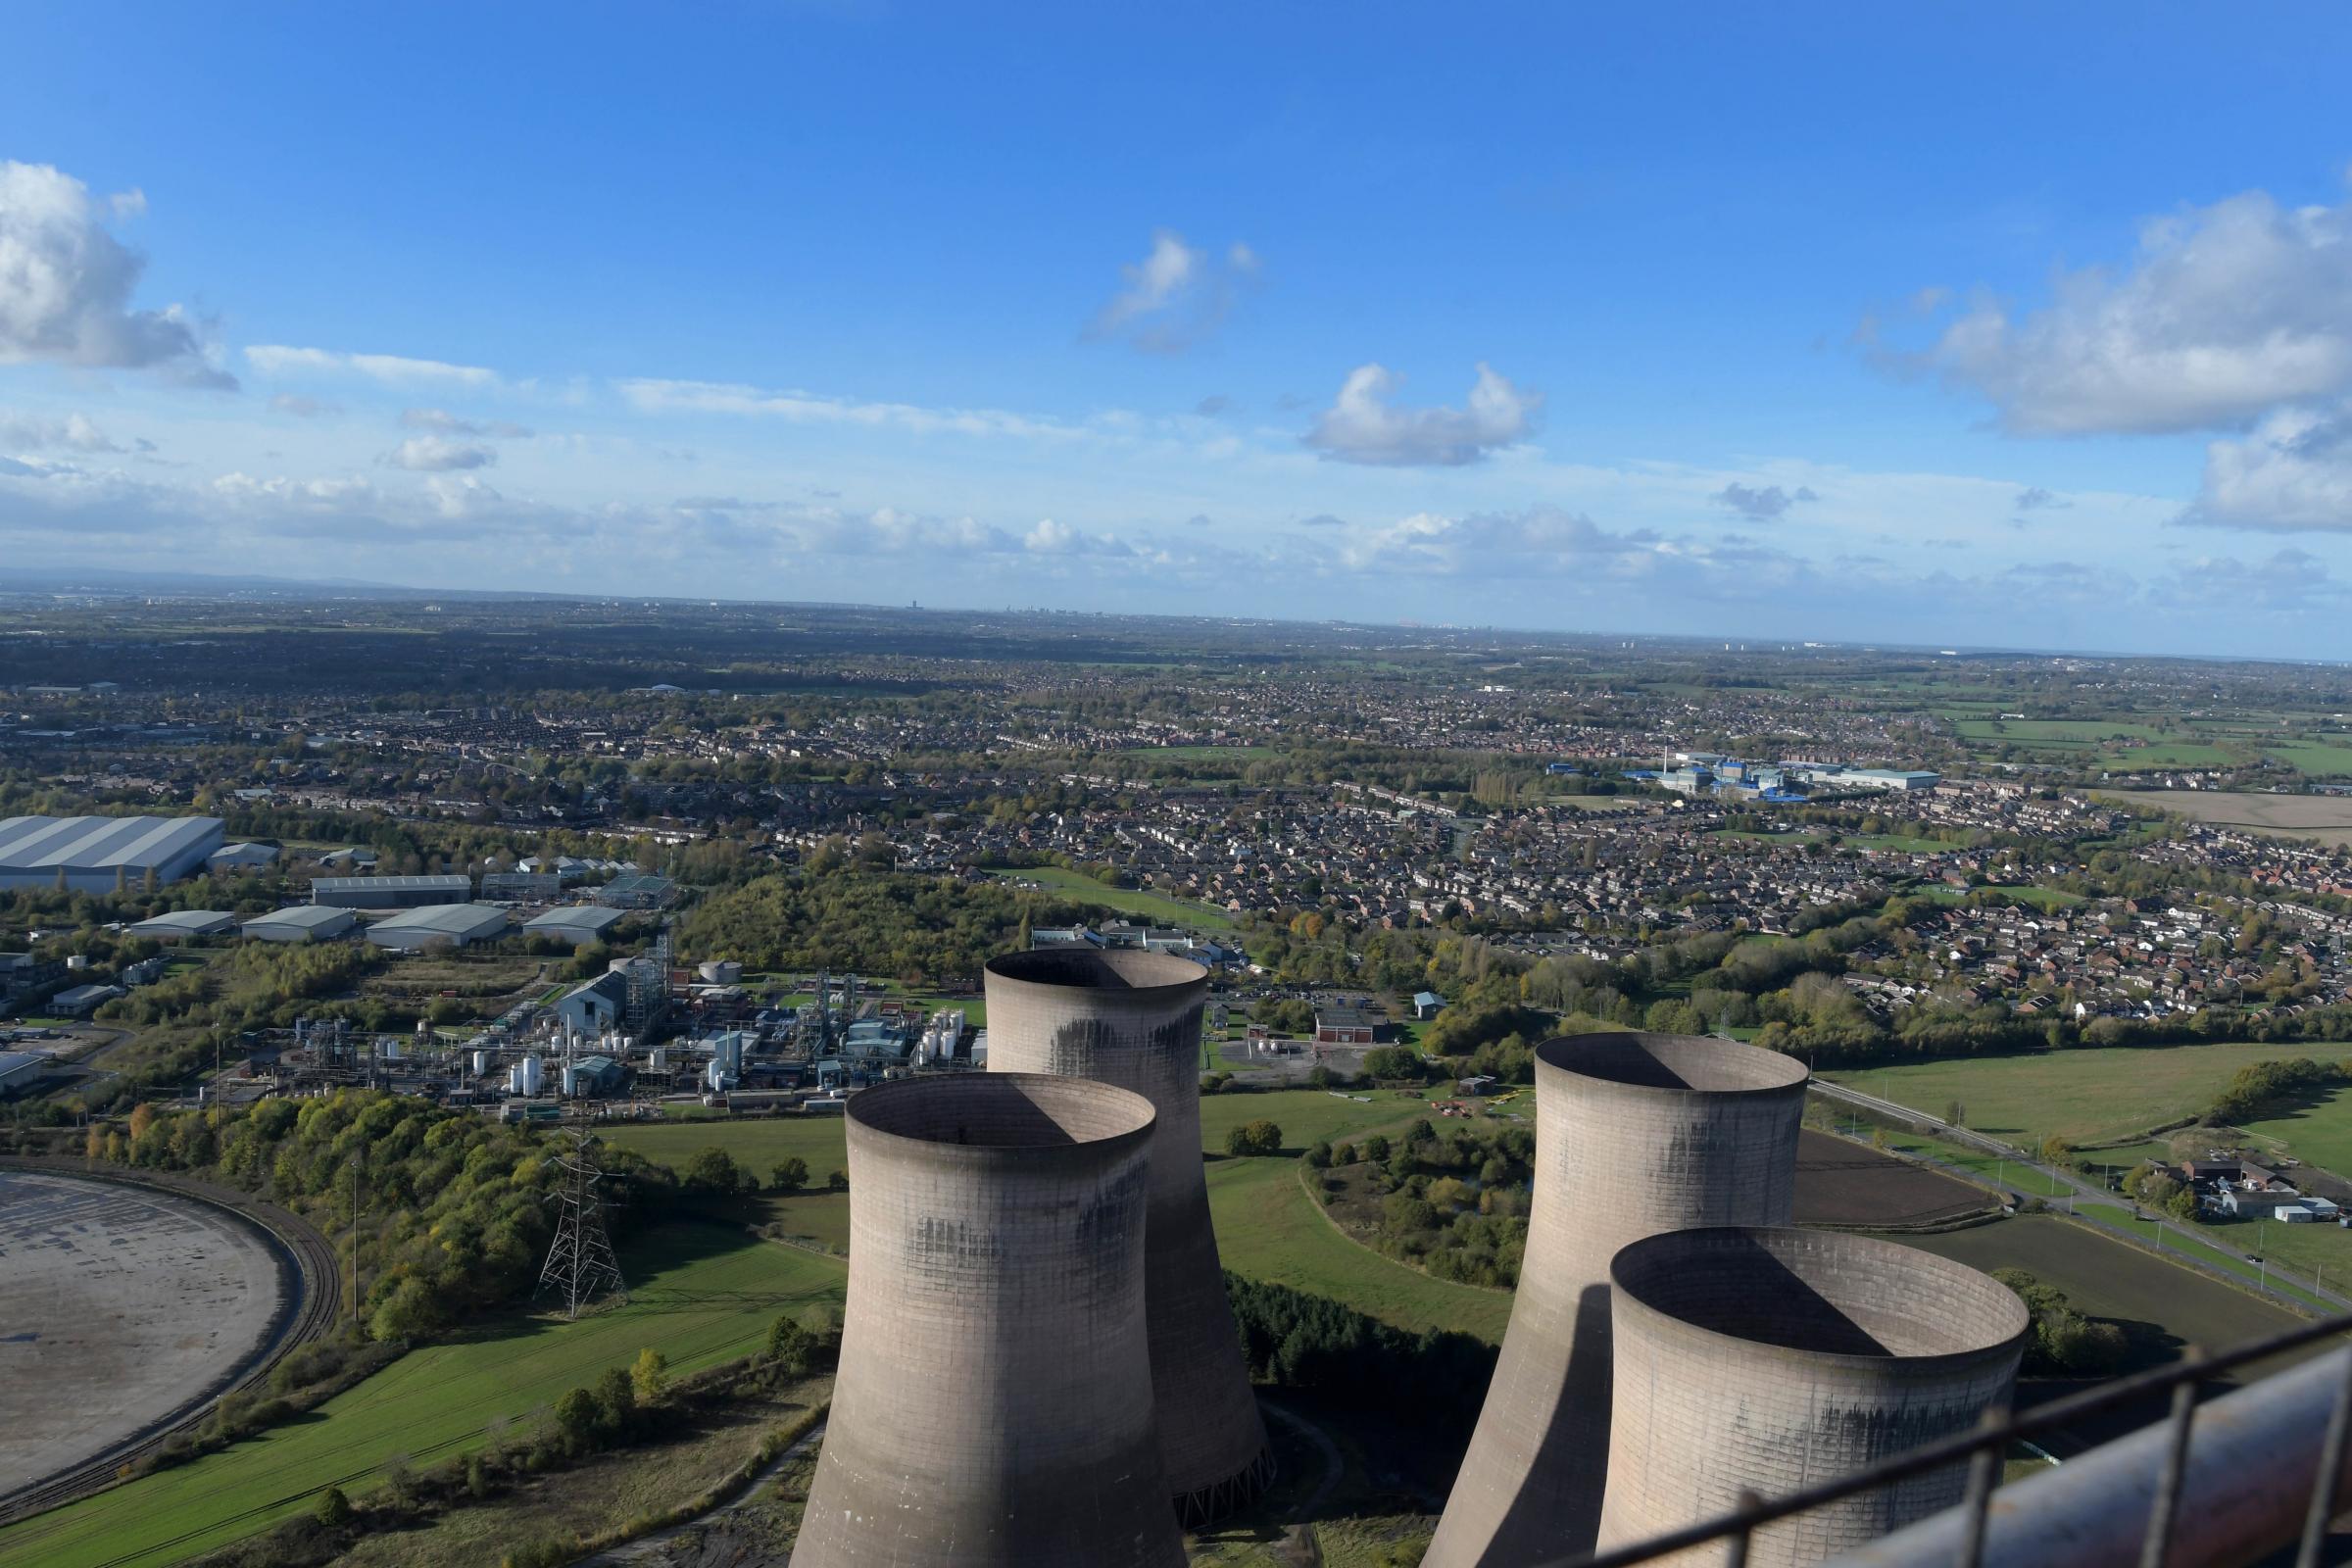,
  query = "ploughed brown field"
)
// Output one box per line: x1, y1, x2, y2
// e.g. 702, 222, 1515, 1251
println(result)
1793, 1129, 1993, 1229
